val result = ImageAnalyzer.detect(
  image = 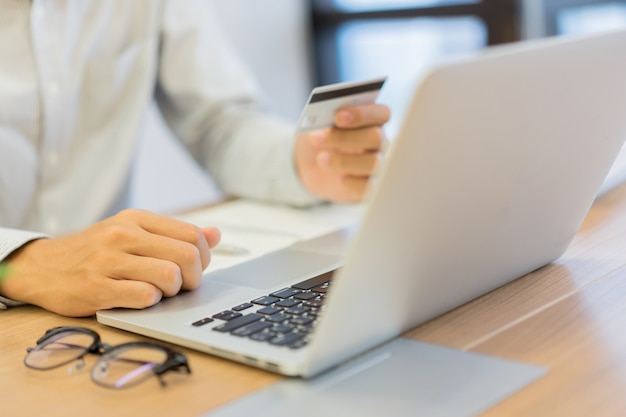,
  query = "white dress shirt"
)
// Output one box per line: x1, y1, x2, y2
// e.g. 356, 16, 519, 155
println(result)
0, 0, 320, 308
0, 0, 318, 264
